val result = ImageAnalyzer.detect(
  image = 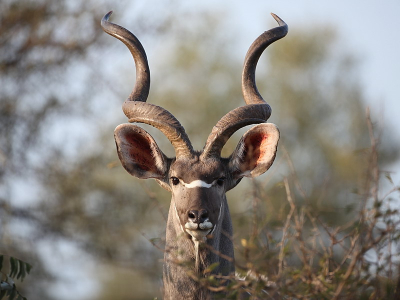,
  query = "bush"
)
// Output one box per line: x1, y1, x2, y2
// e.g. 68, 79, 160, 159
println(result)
172, 111, 400, 300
